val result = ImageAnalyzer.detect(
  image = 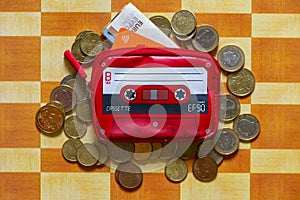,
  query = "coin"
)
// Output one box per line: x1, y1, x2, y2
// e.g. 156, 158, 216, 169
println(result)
171, 10, 196, 36
219, 94, 241, 121
149, 143, 163, 160
233, 114, 260, 141
206, 149, 223, 165
193, 157, 218, 182
107, 142, 134, 163
35, 105, 64, 134
94, 142, 109, 166
217, 45, 245, 72
65, 78, 90, 102
185, 39, 196, 50
63, 115, 87, 139
46, 101, 66, 117
160, 142, 178, 160
50, 84, 76, 113
76, 143, 99, 167
227, 68, 255, 97
115, 162, 143, 190
197, 139, 214, 158
60, 74, 76, 85
165, 158, 188, 183
76, 98, 92, 123
150, 15, 172, 36
133, 143, 152, 161
71, 38, 94, 64
178, 142, 199, 160
213, 128, 239, 156
174, 27, 196, 42
191, 25, 219, 53
62, 138, 83, 162
80, 32, 103, 57
75, 30, 93, 41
